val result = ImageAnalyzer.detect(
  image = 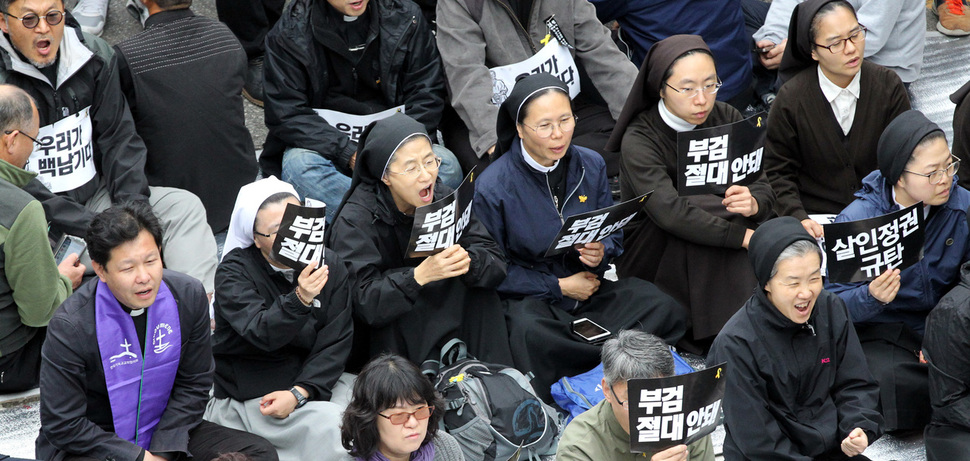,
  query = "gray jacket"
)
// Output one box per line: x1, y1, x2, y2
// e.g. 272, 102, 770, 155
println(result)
435, 0, 637, 157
